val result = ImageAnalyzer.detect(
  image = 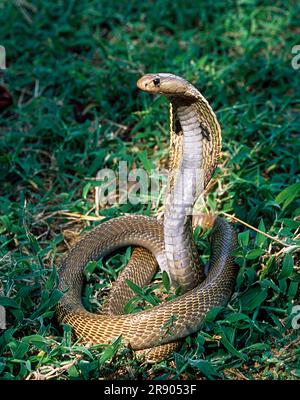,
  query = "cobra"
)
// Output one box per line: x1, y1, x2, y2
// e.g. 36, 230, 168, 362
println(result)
56, 73, 238, 362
